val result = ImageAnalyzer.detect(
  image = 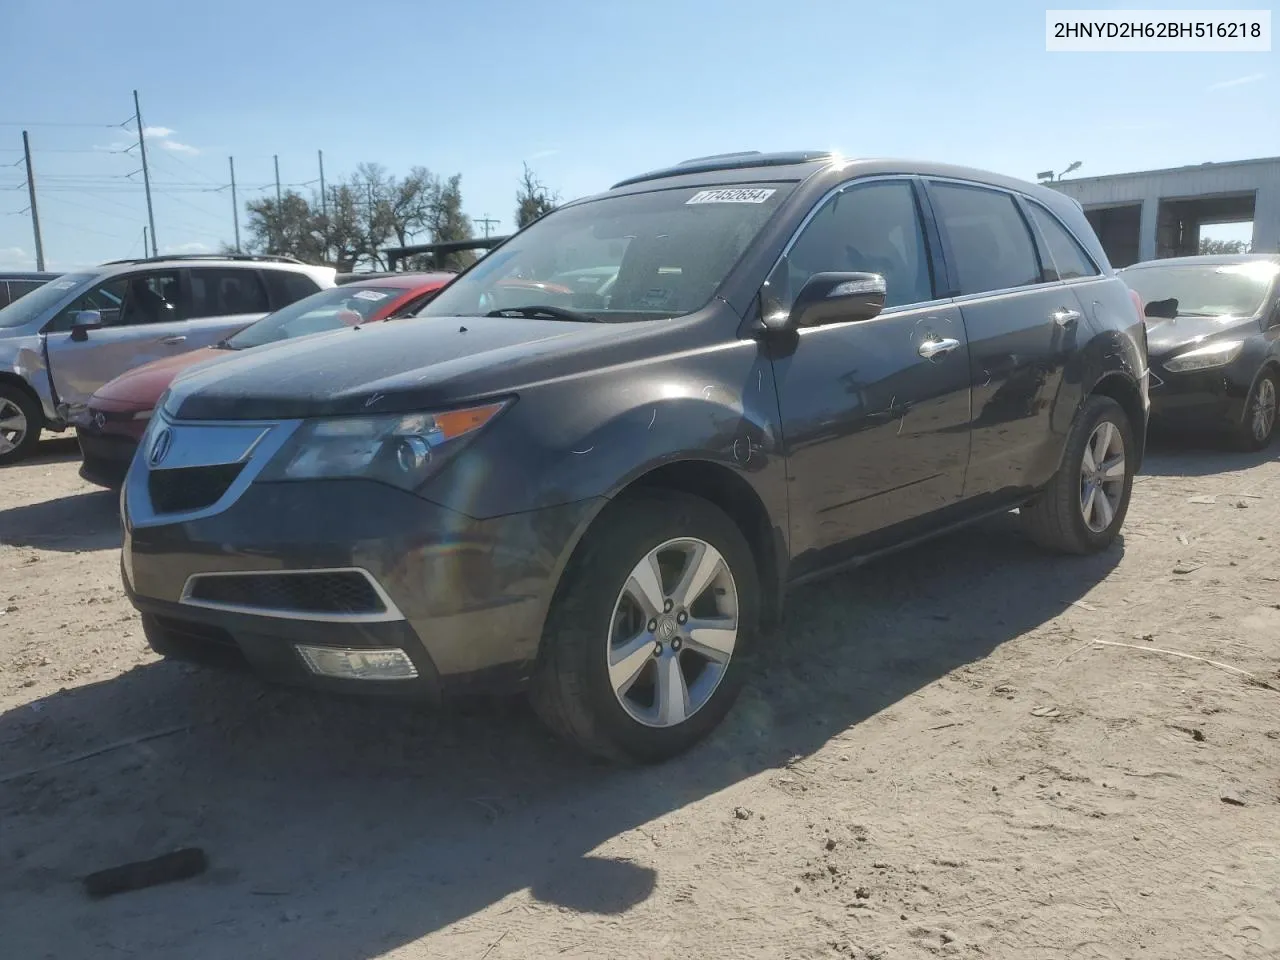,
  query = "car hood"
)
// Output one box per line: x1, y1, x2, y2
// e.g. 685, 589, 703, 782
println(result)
164, 314, 645, 421
1145, 314, 1258, 362
92, 347, 229, 409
